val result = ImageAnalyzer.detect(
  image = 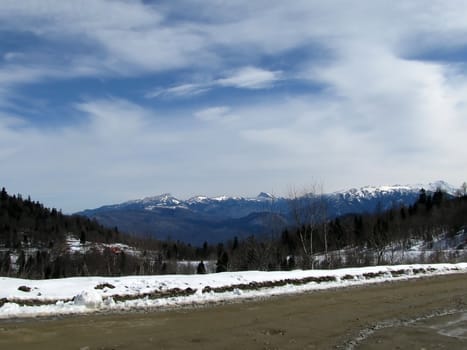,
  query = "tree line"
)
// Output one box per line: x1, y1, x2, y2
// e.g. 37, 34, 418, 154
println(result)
1, 185, 467, 278
0, 187, 206, 278
217, 187, 467, 270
